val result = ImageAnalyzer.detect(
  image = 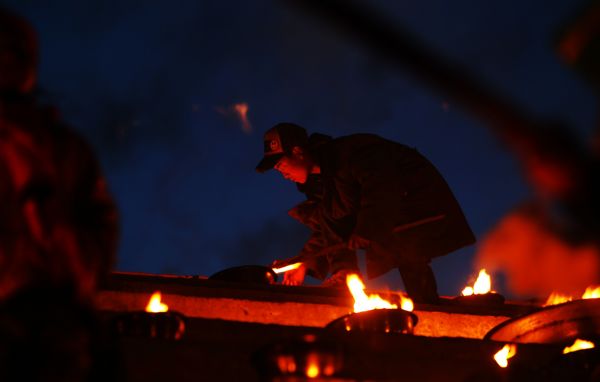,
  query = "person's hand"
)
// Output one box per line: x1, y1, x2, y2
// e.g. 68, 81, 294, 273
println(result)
282, 263, 306, 286
270, 258, 291, 269
348, 234, 371, 250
